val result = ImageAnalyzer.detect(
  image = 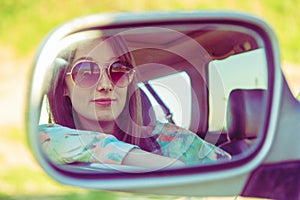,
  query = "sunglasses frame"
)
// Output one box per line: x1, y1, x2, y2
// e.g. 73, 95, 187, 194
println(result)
65, 59, 136, 88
